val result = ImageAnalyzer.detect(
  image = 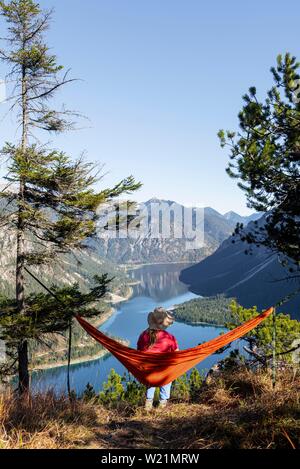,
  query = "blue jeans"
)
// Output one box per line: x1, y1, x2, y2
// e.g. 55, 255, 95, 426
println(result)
146, 382, 172, 401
